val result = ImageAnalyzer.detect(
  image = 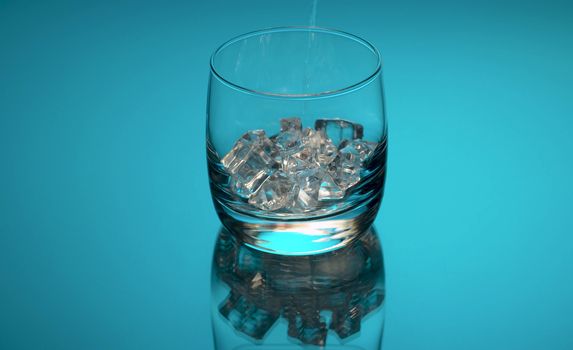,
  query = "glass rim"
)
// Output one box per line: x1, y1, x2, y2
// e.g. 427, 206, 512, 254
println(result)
209, 26, 382, 99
